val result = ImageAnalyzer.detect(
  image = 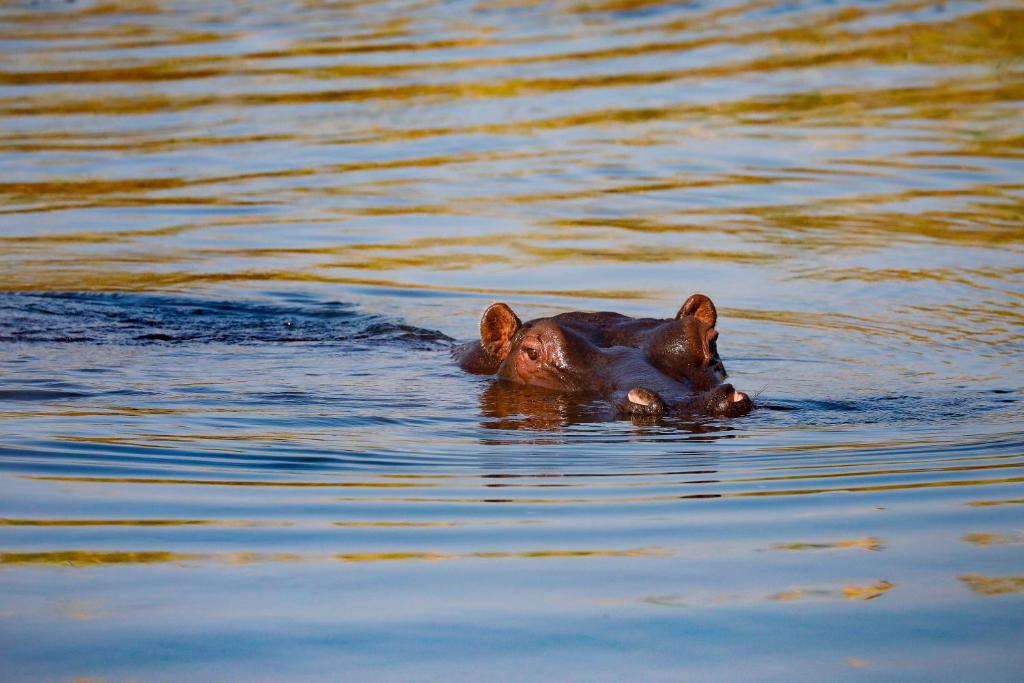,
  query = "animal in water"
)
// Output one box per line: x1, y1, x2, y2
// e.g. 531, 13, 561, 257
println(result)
453, 294, 752, 418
